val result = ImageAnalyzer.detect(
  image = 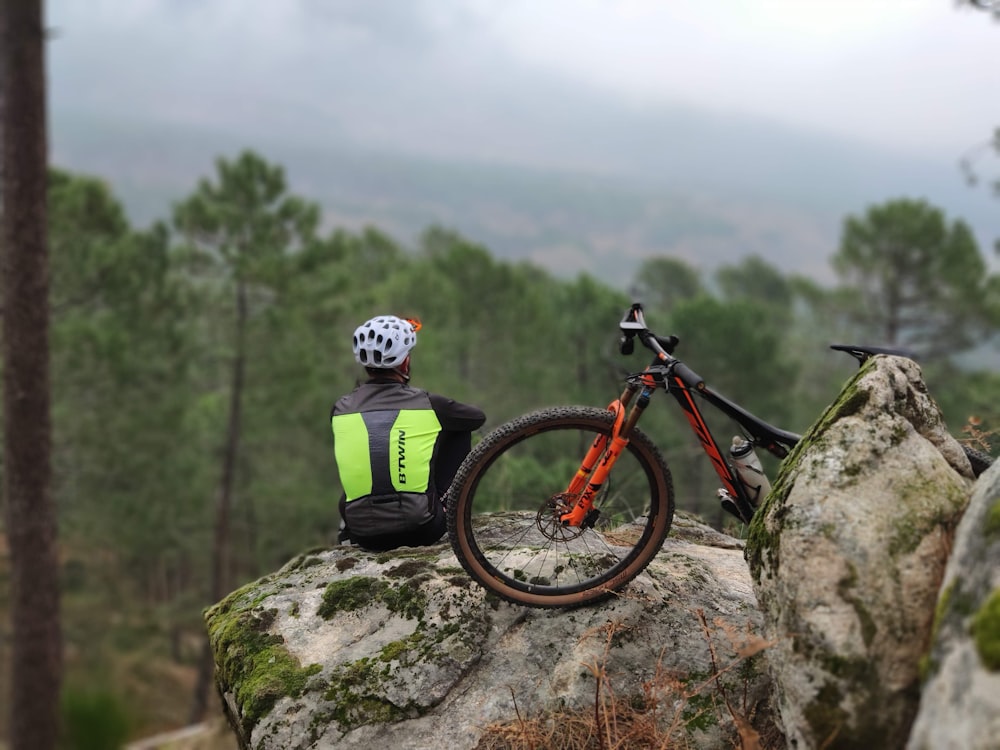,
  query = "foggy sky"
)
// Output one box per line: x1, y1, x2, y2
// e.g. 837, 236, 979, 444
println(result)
48, 0, 1000, 164
43, 0, 1000, 282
